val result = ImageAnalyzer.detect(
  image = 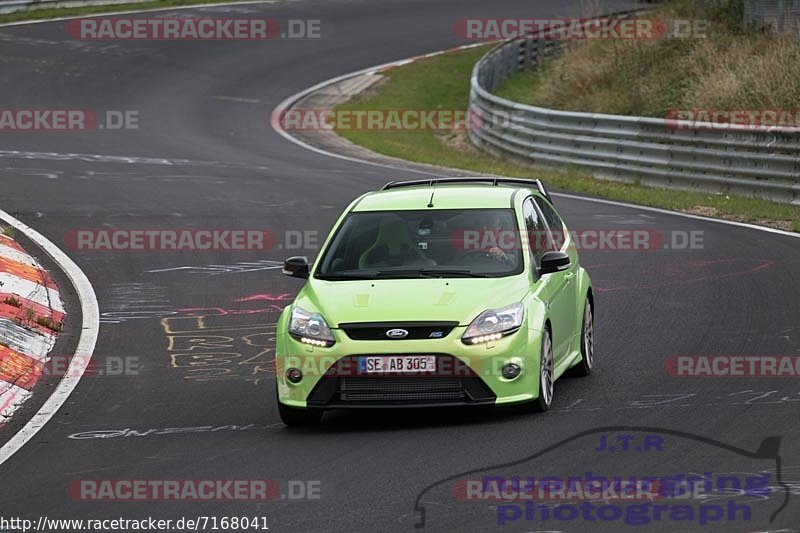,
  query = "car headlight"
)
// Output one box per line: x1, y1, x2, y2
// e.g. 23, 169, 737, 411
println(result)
288, 306, 335, 347
462, 302, 524, 344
